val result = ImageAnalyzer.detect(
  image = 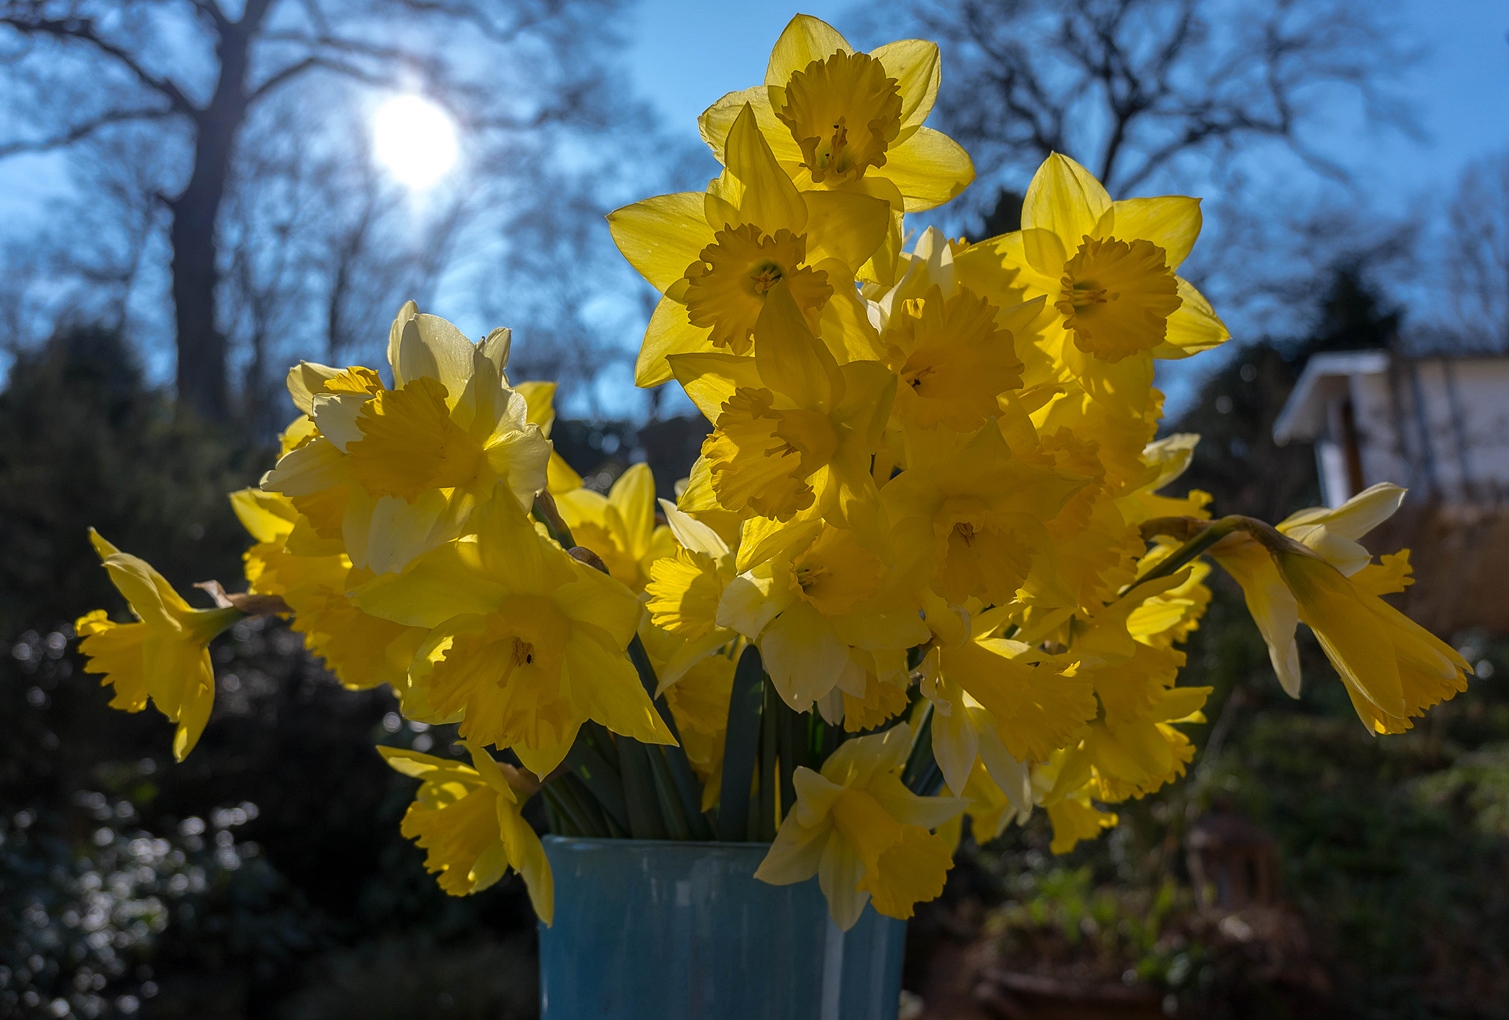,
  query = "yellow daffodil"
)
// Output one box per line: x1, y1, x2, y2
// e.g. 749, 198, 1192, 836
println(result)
263, 302, 550, 575
1275, 546, 1469, 734
937, 759, 1029, 850
917, 593, 1096, 794
76, 530, 241, 761
672, 282, 896, 546
698, 15, 973, 214
1074, 642, 1209, 803
381, 743, 553, 921
1193, 484, 1471, 730
716, 522, 926, 715
555, 464, 674, 593
982, 154, 1228, 416
884, 424, 1085, 607
350, 494, 675, 776
1038, 770, 1119, 855
754, 727, 965, 929
643, 500, 741, 688
229, 488, 426, 692
610, 104, 890, 386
